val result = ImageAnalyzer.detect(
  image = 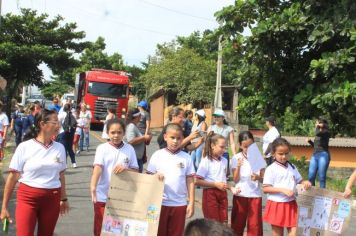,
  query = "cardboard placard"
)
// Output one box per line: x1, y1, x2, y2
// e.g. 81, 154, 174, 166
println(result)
296, 185, 353, 236
101, 171, 164, 236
